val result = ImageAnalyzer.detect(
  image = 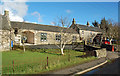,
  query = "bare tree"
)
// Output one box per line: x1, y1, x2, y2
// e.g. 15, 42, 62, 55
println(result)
0, 14, 27, 52
13, 21, 26, 52
112, 23, 119, 41
20, 23, 26, 52
92, 20, 99, 27
50, 16, 74, 55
